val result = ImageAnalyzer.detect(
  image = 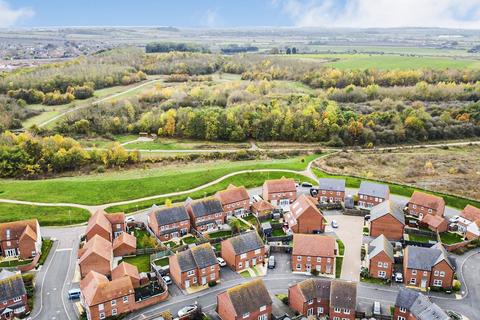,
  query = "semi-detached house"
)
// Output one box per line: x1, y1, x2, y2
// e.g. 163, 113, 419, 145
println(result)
215, 184, 250, 218
393, 288, 449, 320
221, 231, 265, 271
367, 234, 394, 279
185, 198, 226, 233
358, 181, 390, 209
262, 178, 297, 207
148, 205, 191, 241
318, 178, 345, 203
0, 219, 42, 260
